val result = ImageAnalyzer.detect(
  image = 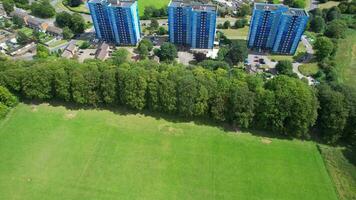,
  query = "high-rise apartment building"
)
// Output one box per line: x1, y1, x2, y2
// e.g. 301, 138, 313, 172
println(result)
248, 3, 309, 55
168, 0, 217, 49
88, 0, 141, 46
